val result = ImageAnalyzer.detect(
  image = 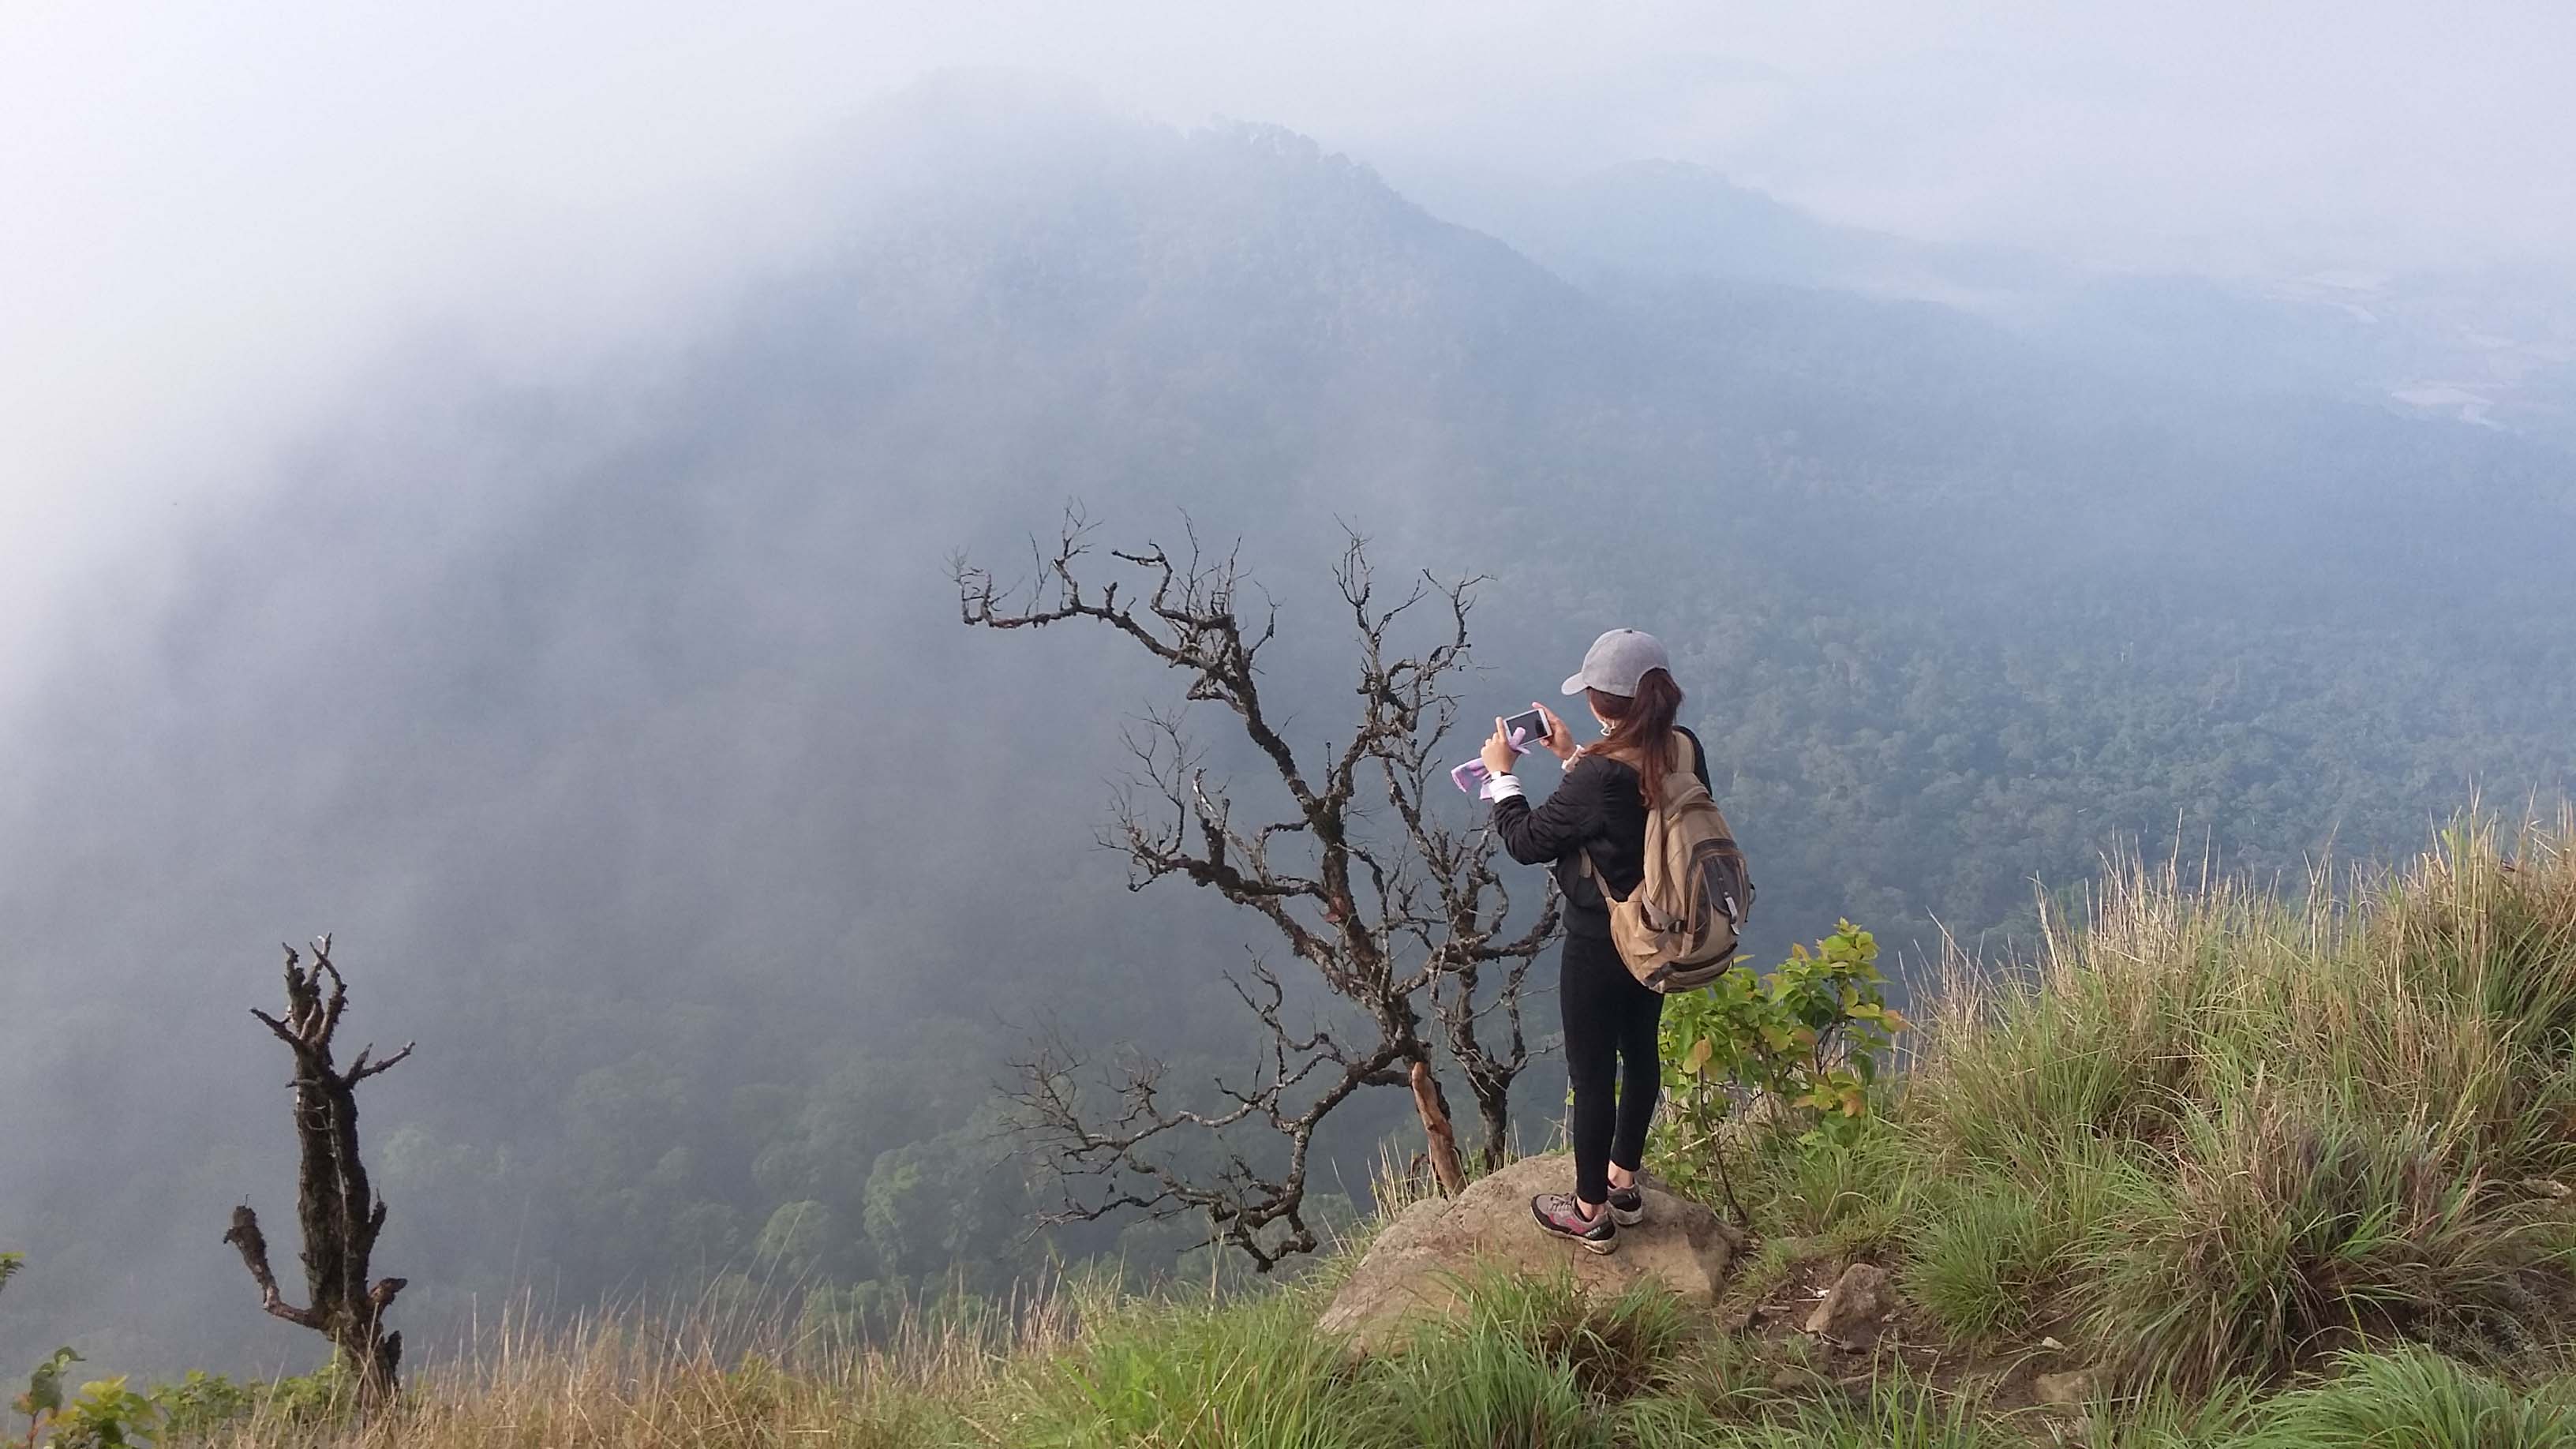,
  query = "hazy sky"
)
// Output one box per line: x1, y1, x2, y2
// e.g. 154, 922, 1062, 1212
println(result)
5, 1, 2571, 694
